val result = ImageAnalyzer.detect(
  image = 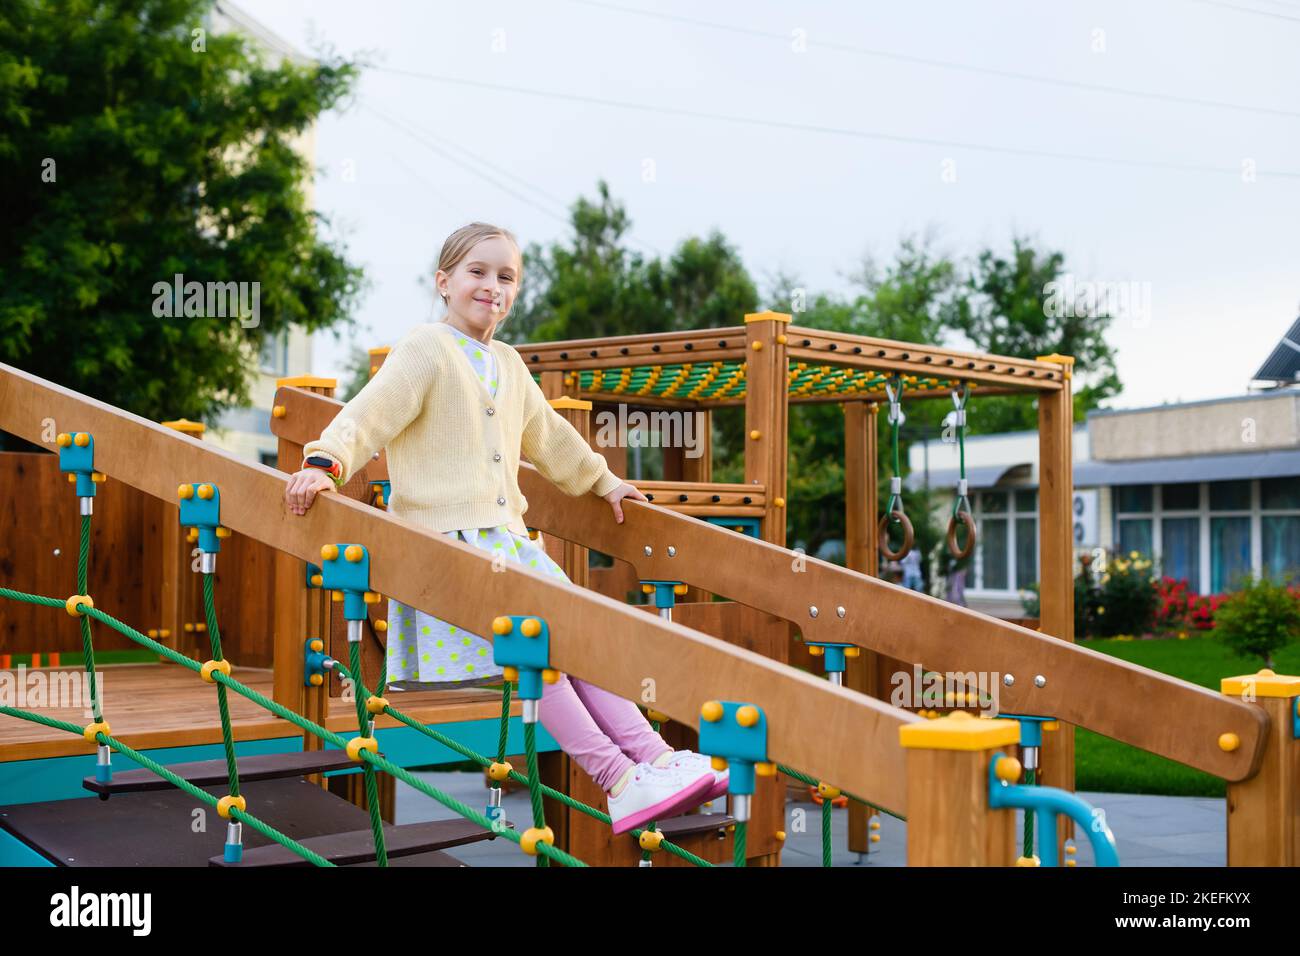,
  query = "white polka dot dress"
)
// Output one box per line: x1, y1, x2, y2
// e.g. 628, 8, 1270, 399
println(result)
384, 325, 570, 691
